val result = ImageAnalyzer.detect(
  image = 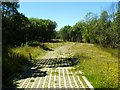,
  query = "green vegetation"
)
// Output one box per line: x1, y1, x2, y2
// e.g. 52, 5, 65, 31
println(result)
44, 42, 65, 49
70, 43, 118, 88
59, 2, 120, 48
4, 42, 118, 88
30, 79, 35, 82
52, 71, 59, 75
12, 44, 46, 59
2, 1, 119, 88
